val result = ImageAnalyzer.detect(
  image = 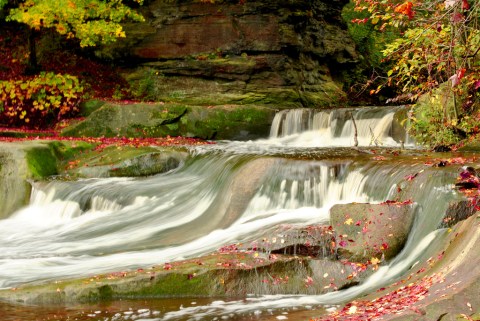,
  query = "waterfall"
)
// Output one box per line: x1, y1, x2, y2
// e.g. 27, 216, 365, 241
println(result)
0, 107, 461, 321
268, 107, 411, 148
0, 152, 456, 291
